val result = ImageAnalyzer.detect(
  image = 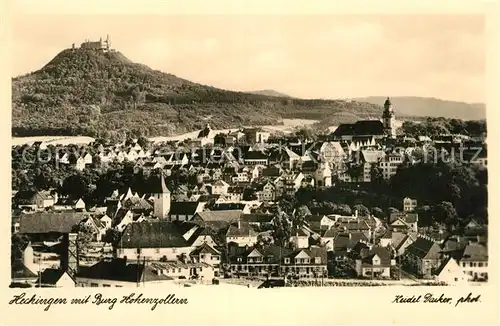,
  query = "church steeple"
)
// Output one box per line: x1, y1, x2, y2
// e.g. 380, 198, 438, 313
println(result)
152, 173, 171, 219
382, 97, 395, 138
384, 97, 392, 108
